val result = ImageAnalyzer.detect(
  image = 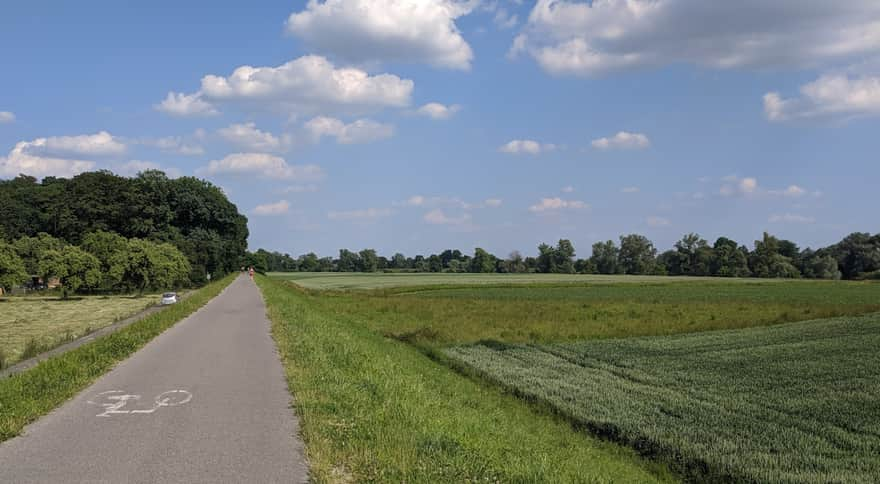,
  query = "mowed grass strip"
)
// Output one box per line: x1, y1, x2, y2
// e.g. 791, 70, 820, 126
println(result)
445, 314, 880, 483
282, 280, 880, 346
257, 276, 674, 483
0, 274, 236, 442
0, 294, 159, 364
